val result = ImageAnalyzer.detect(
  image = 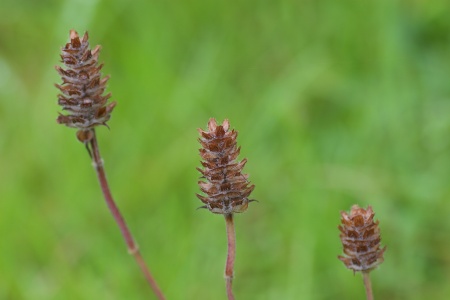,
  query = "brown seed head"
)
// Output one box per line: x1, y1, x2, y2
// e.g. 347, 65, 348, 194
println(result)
55, 30, 116, 133
338, 205, 386, 273
196, 118, 255, 214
